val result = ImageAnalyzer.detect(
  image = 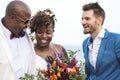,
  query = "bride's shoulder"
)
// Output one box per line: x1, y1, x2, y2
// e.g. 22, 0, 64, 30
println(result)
51, 43, 64, 50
